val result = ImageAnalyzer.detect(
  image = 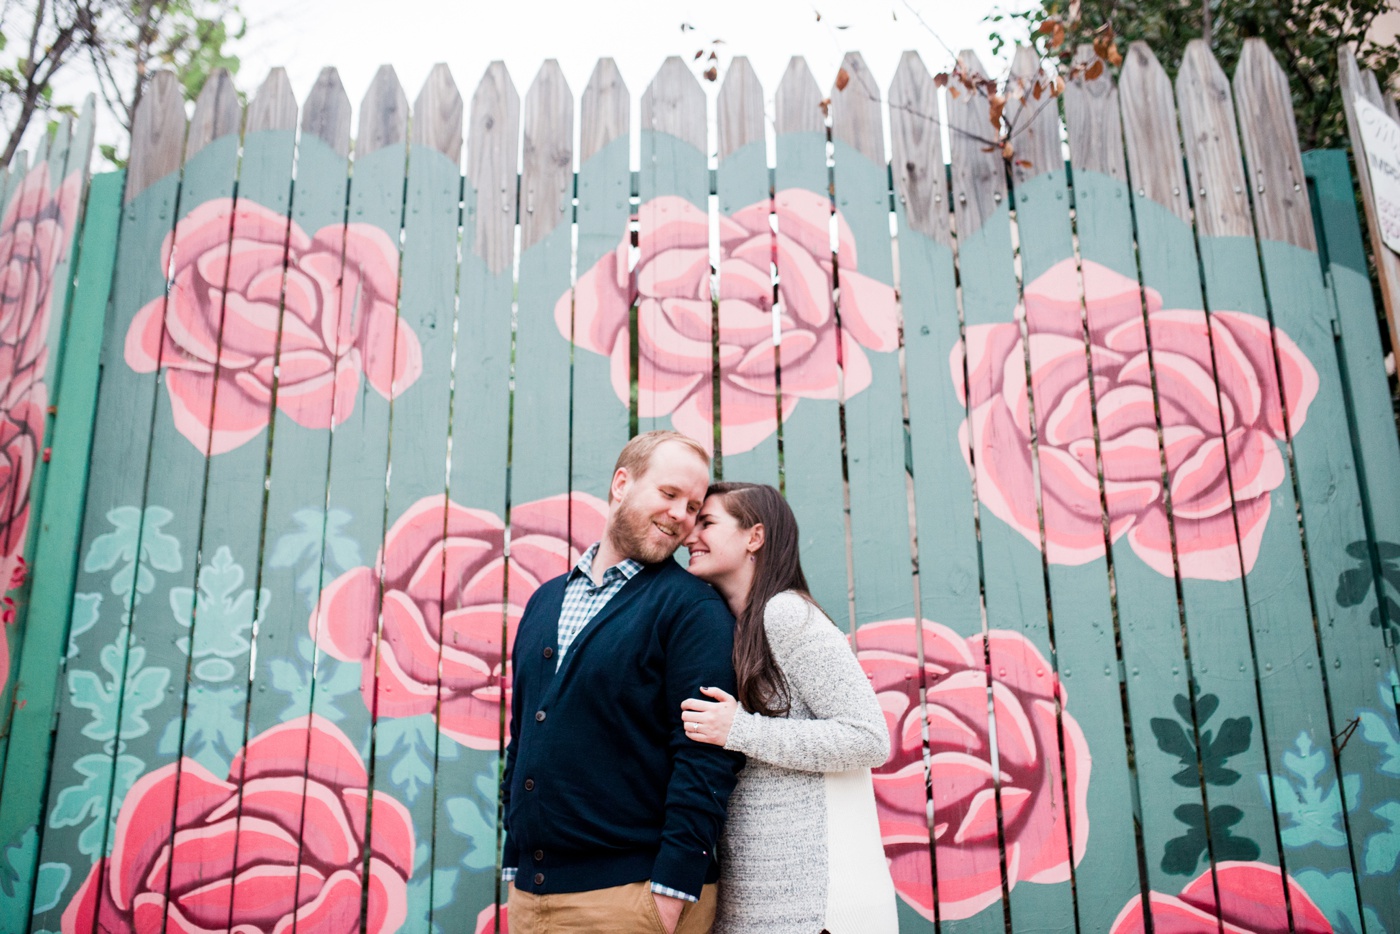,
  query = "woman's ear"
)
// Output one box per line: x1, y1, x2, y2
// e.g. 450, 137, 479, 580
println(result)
747, 523, 765, 554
